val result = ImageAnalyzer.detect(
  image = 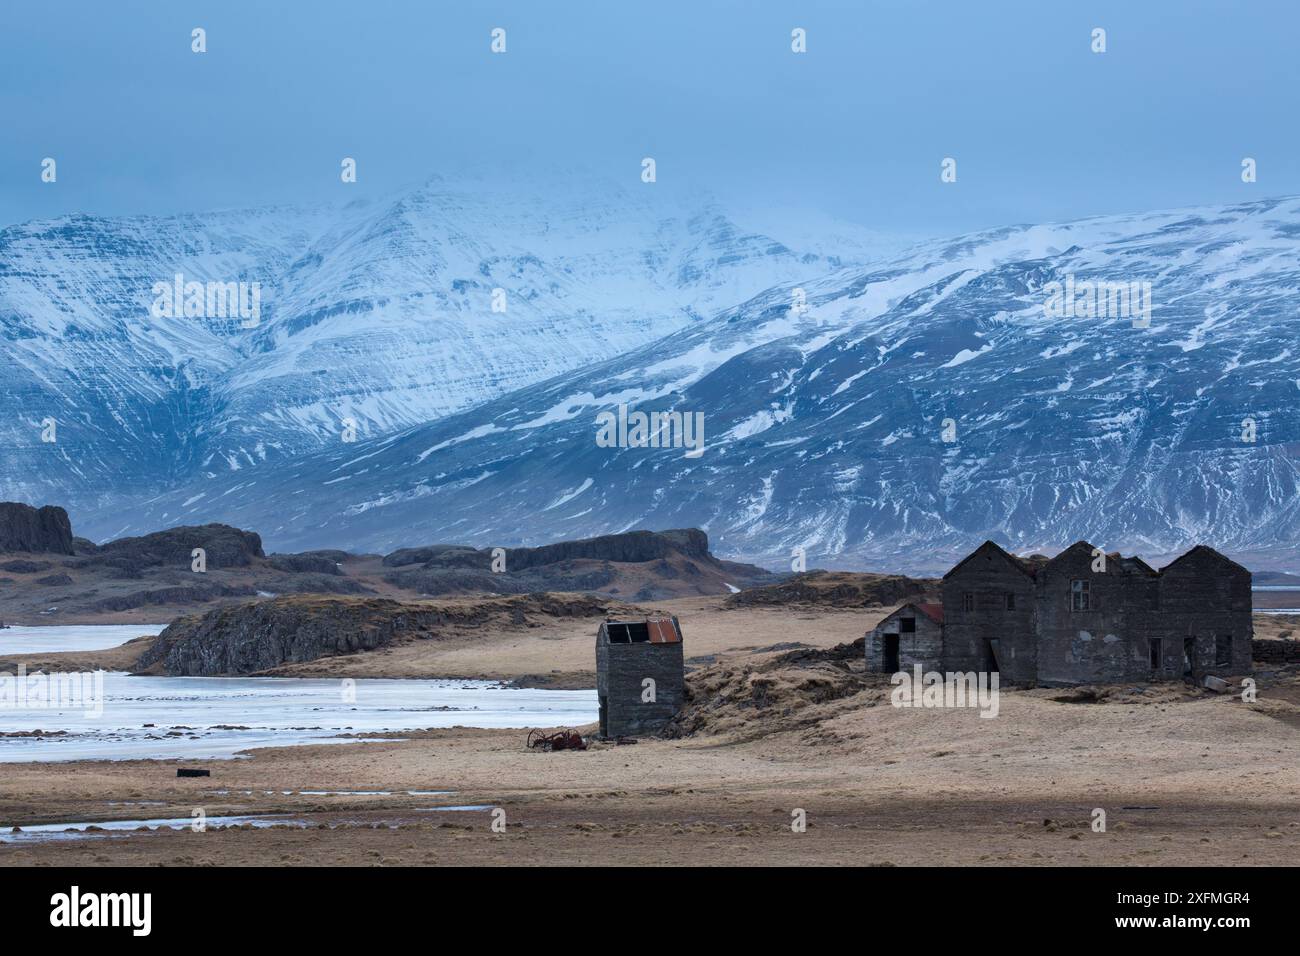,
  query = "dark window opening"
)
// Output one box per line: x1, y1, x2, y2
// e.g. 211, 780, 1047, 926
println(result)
963, 592, 975, 613
606, 622, 650, 644
1216, 635, 1232, 666
1005, 592, 1016, 611
900, 617, 916, 633
1071, 580, 1090, 611
1149, 638, 1163, 670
